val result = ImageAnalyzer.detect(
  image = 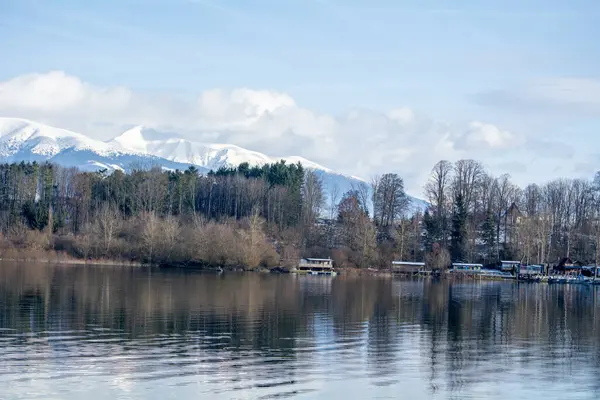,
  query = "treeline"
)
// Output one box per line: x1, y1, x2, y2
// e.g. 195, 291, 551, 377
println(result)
422, 160, 600, 268
0, 161, 312, 267
0, 158, 410, 269
1, 159, 599, 269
